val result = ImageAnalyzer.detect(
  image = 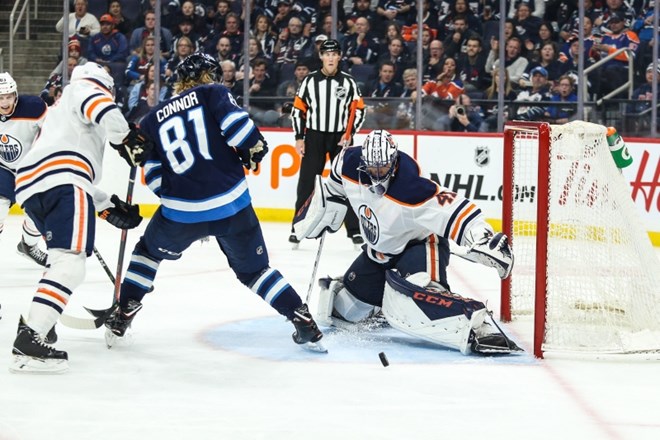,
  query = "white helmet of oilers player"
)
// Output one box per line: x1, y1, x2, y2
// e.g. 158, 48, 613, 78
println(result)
0, 72, 18, 116
70, 62, 115, 92
359, 129, 399, 196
